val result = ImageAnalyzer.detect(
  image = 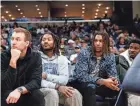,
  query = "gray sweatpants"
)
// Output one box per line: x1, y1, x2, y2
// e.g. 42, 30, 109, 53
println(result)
40, 88, 82, 106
